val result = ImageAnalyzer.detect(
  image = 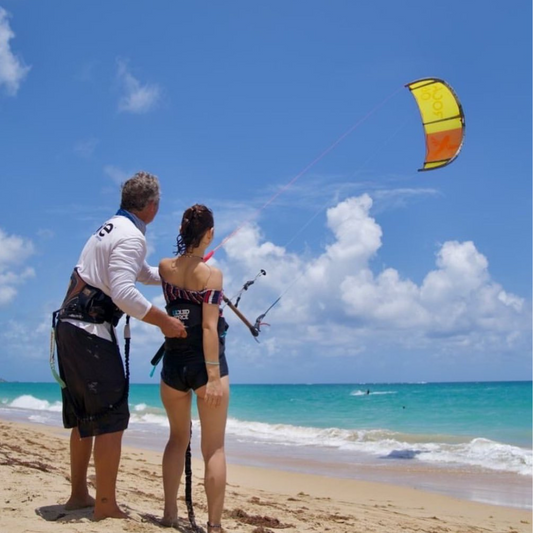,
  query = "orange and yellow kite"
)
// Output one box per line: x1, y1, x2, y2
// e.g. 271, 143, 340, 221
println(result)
406, 78, 465, 171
